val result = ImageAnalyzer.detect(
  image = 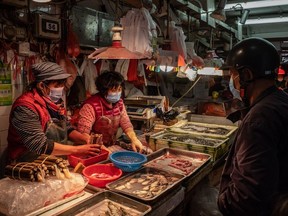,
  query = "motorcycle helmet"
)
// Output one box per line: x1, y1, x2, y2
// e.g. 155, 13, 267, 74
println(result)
226, 37, 280, 80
